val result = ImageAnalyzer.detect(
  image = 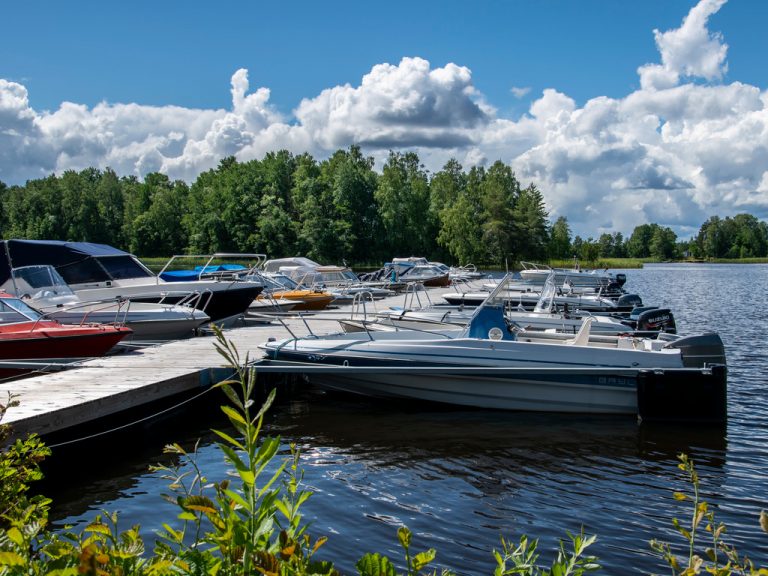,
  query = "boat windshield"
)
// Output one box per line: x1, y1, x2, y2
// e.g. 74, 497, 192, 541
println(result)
0, 297, 43, 322
269, 274, 300, 290
8, 265, 76, 299
533, 273, 557, 313
96, 255, 154, 280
